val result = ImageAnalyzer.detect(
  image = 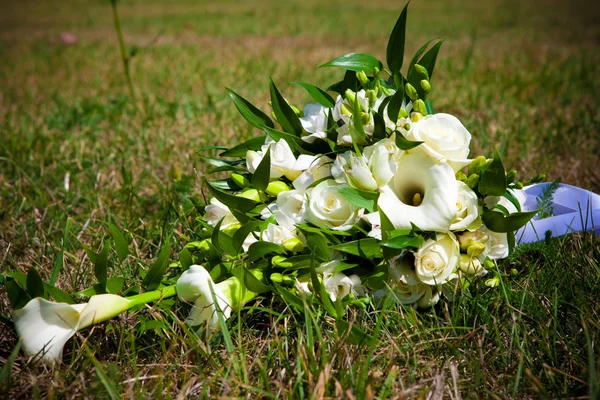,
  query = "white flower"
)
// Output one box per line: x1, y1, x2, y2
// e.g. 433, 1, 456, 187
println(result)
300, 103, 329, 143
406, 113, 472, 171
205, 198, 238, 228
386, 281, 429, 305
273, 189, 306, 231
450, 181, 481, 231
176, 265, 232, 334
363, 138, 400, 187
261, 223, 299, 248
292, 155, 333, 192
12, 294, 132, 364
246, 138, 300, 181
319, 261, 365, 301
413, 232, 460, 285
479, 226, 509, 260
305, 180, 363, 231
331, 151, 378, 191
378, 151, 458, 232
362, 212, 382, 240
332, 91, 373, 146
416, 286, 441, 308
